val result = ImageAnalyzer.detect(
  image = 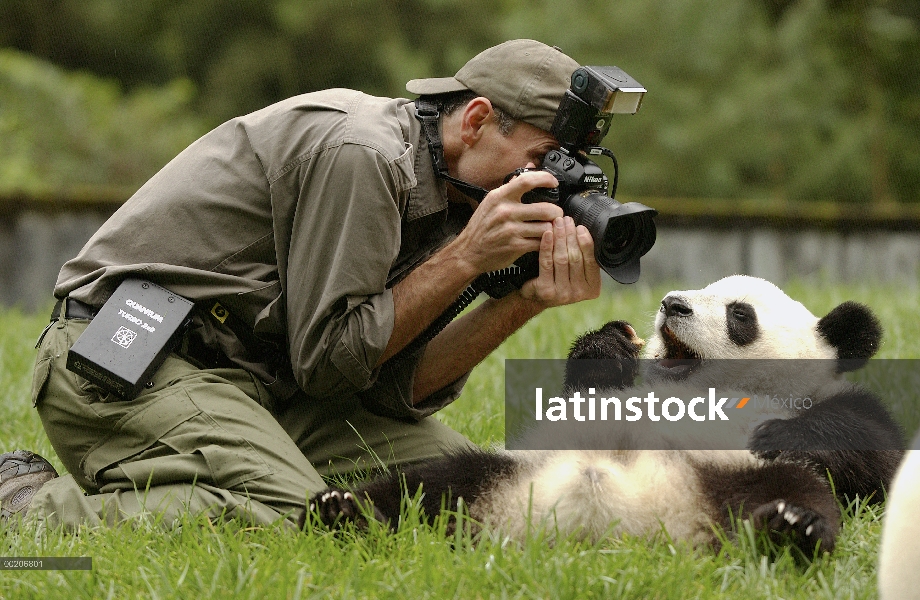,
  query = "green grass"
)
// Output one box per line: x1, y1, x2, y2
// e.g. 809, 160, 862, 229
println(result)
2, 281, 917, 599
